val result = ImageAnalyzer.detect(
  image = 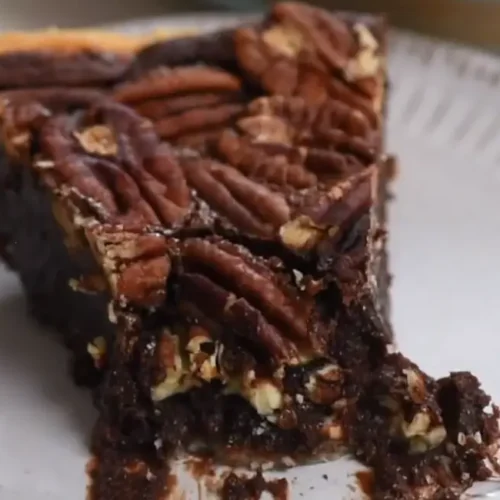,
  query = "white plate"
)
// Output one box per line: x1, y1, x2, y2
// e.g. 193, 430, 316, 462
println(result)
2, 14, 500, 500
